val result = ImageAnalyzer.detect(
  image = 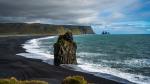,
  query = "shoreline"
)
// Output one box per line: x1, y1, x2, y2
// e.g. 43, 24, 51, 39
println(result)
0, 35, 133, 84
